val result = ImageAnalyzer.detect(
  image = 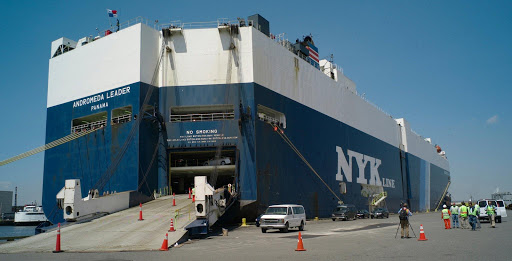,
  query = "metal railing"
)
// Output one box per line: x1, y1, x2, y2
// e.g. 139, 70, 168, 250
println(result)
99, 16, 151, 36
158, 18, 243, 31
170, 112, 235, 122
111, 114, 132, 125
71, 119, 107, 133
355, 92, 393, 119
